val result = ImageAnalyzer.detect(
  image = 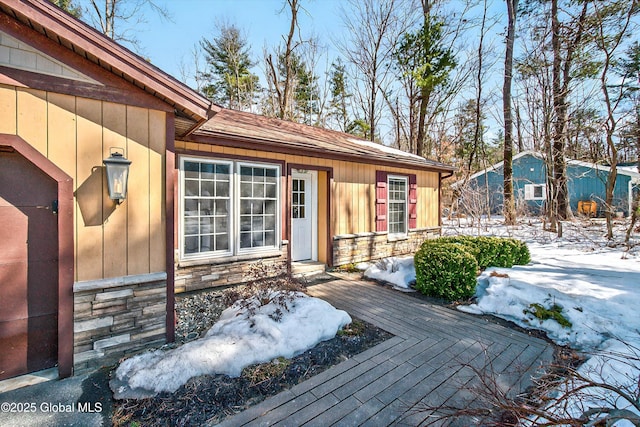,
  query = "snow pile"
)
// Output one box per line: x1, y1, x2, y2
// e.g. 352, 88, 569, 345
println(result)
111, 291, 351, 399
362, 257, 416, 290
459, 246, 639, 350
